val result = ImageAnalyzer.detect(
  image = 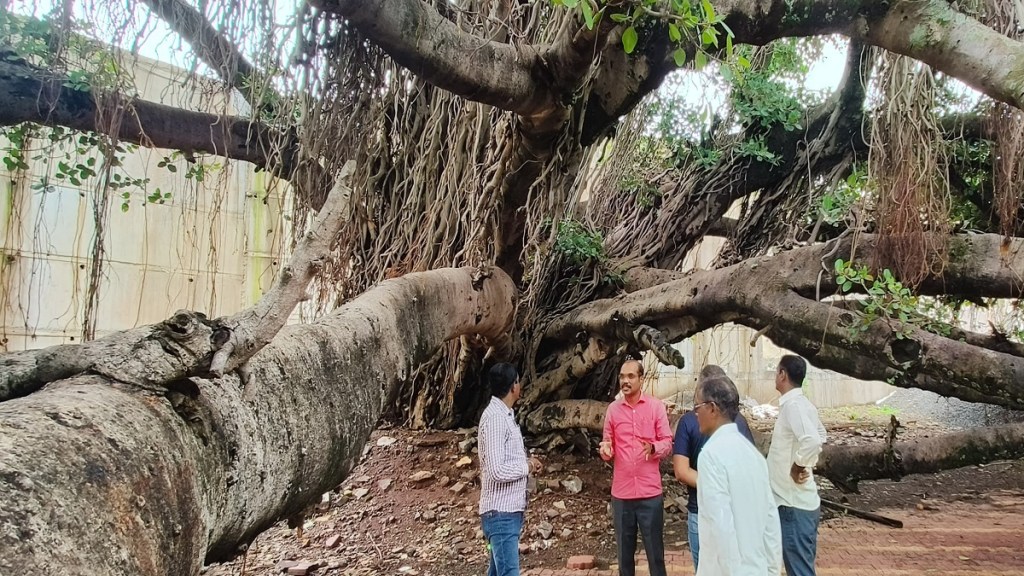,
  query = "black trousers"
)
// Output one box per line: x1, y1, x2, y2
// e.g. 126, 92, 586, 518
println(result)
612, 496, 667, 576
